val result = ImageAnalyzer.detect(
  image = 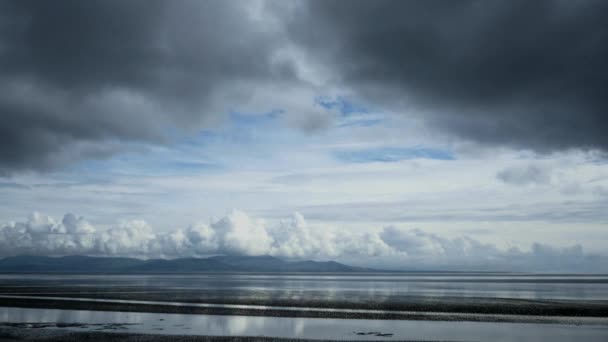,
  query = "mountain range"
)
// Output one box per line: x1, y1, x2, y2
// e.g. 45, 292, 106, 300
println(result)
0, 255, 373, 273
